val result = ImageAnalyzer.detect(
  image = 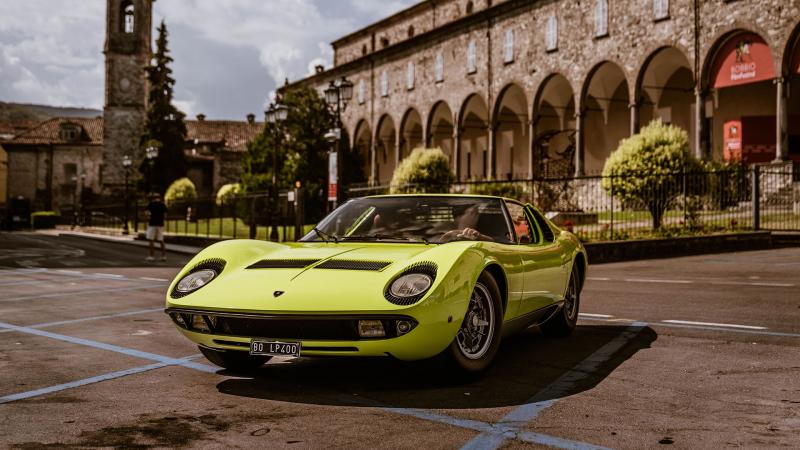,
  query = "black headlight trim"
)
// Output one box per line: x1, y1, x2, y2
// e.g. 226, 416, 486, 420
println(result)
384, 262, 438, 306
169, 258, 226, 299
